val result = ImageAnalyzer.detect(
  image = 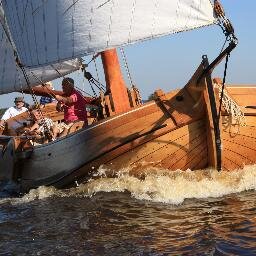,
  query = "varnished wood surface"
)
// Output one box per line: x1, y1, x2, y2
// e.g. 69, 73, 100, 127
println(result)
103, 119, 206, 170
53, 119, 208, 188
4, 76, 256, 190
222, 111, 256, 171
18, 91, 207, 190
